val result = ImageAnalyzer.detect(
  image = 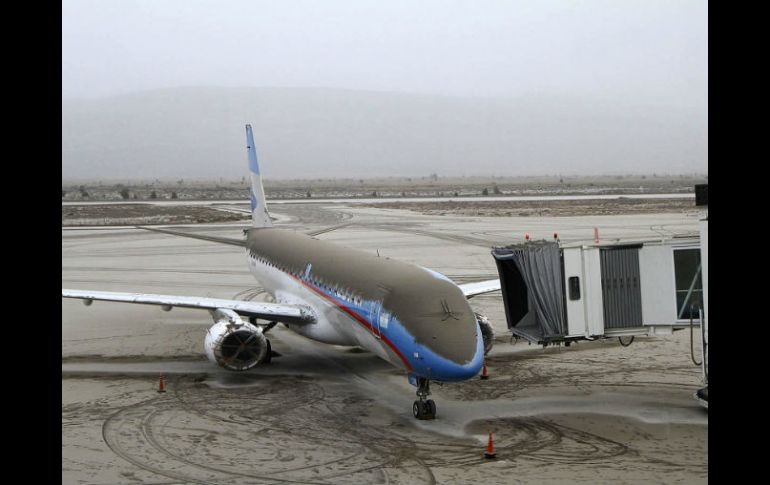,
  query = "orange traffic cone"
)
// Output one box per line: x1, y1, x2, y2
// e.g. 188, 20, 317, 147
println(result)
157, 372, 166, 393
484, 431, 497, 459
480, 363, 489, 380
